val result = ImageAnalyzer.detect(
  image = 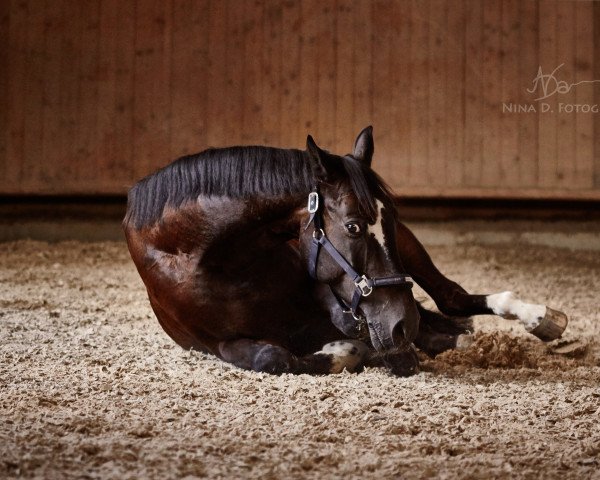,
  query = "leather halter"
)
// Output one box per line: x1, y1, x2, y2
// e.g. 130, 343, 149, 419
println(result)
306, 189, 414, 324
